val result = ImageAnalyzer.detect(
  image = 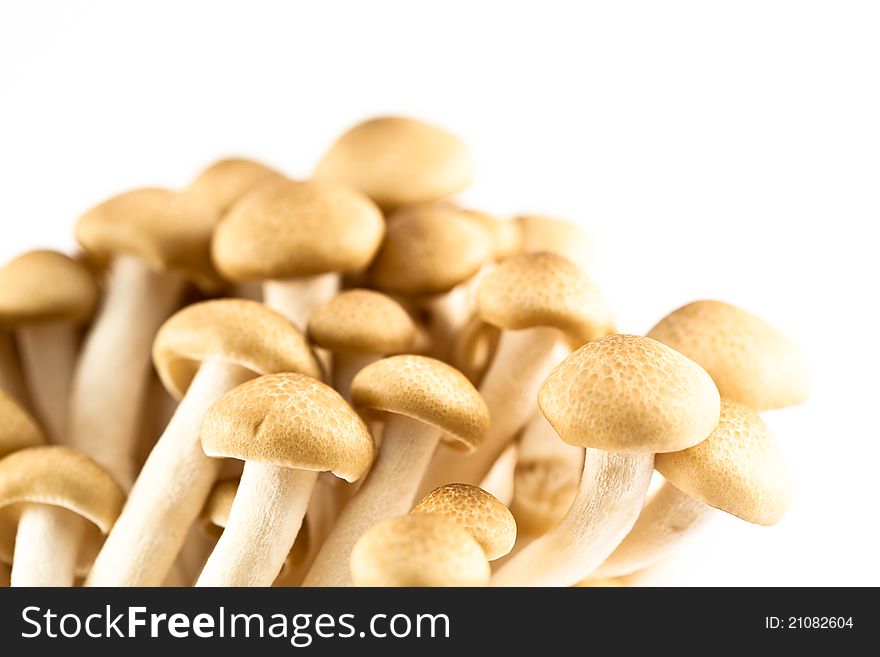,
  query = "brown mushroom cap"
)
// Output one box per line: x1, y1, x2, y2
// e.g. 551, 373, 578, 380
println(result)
647, 300, 810, 411
211, 178, 384, 282
76, 188, 222, 289
307, 289, 416, 355
655, 399, 793, 525
476, 251, 614, 344
516, 214, 593, 268
152, 299, 322, 399
201, 373, 375, 482
0, 250, 99, 325
350, 355, 489, 452
412, 483, 516, 560
314, 116, 474, 210
539, 334, 721, 454
0, 390, 44, 458
350, 513, 489, 586
187, 158, 283, 217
